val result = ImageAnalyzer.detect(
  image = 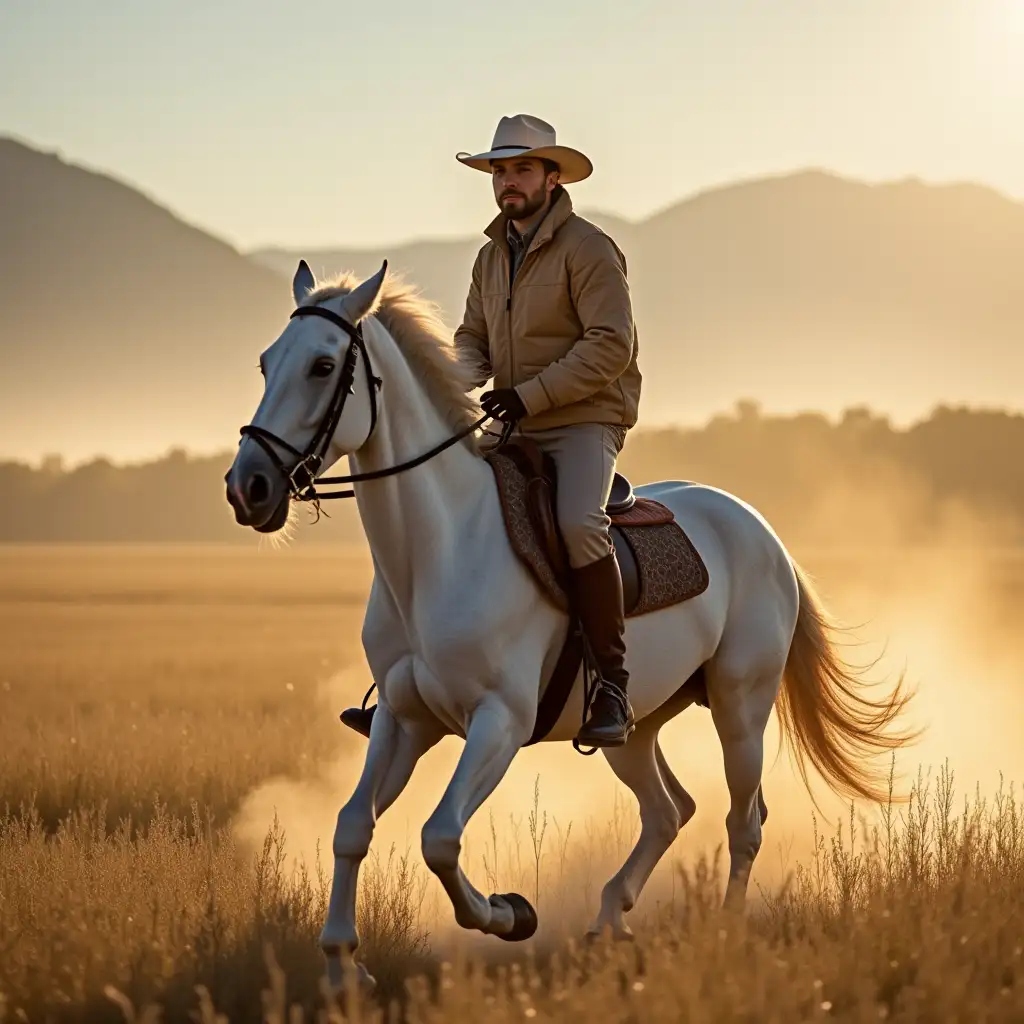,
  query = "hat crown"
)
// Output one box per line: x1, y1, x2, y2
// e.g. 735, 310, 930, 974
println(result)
491, 114, 558, 153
